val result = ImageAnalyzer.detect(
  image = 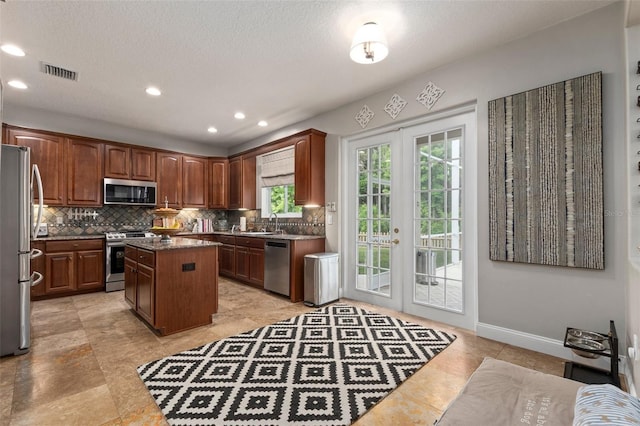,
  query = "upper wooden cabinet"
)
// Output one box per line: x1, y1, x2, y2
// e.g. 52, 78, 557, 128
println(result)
182, 155, 208, 208
294, 130, 325, 206
157, 153, 208, 208
209, 158, 228, 209
131, 148, 156, 181
157, 152, 182, 208
104, 144, 130, 179
5, 128, 66, 205
228, 155, 256, 210
105, 144, 156, 181
67, 138, 103, 206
